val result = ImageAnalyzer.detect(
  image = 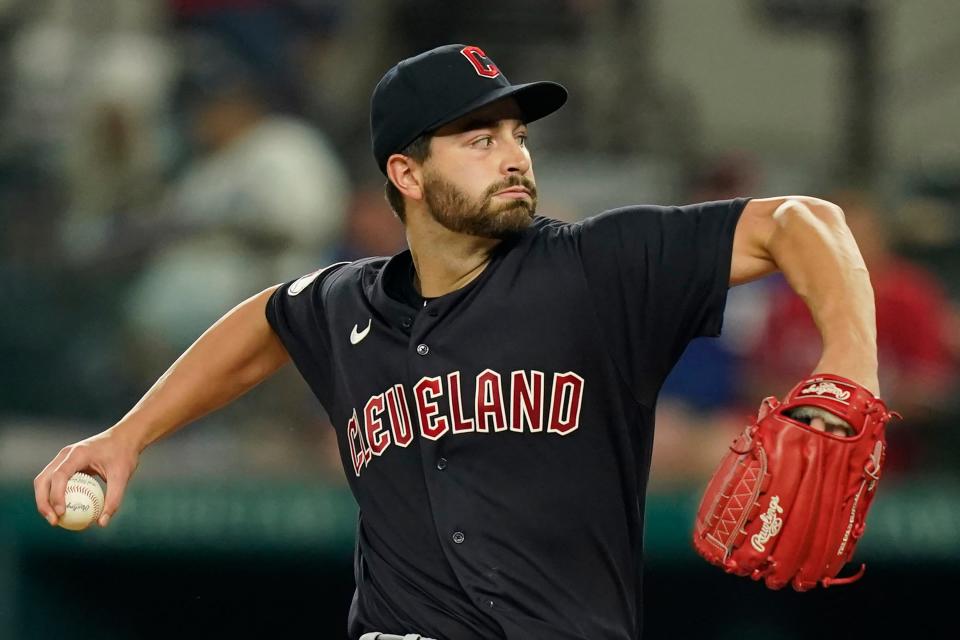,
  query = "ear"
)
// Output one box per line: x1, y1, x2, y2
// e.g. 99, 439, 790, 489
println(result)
385, 154, 425, 203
